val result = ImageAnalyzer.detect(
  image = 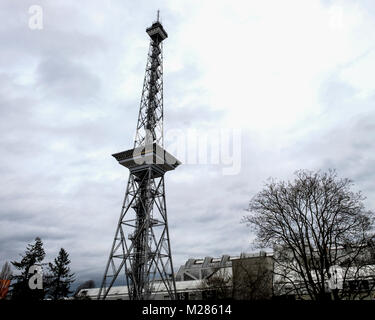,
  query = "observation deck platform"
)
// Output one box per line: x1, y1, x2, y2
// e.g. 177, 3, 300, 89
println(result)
112, 143, 180, 178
